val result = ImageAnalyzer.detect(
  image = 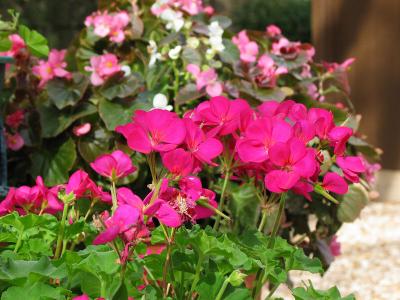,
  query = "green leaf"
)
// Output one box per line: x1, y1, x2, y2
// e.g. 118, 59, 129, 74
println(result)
229, 182, 260, 231
182, 46, 202, 65
18, 24, 49, 57
0, 32, 11, 52
30, 138, 77, 185
99, 74, 144, 100
38, 102, 97, 138
46, 73, 89, 110
98, 96, 151, 131
175, 84, 205, 105
337, 183, 369, 222
219, 39, 240, 65
1, 282, 67, 300
210, 15, 232, 29
292, 282, 355, 300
